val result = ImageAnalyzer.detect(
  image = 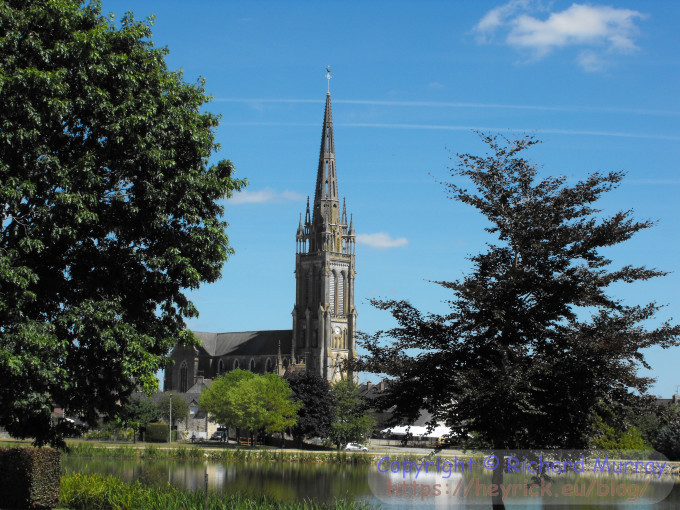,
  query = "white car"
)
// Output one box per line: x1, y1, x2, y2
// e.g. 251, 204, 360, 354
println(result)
344, 442, 368, 452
